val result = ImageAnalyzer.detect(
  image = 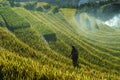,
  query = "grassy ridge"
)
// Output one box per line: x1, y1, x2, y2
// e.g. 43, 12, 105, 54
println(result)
0, 7, 30, 31
0, 48, 77, 80
0, 27, 39, 58
0, 46, 120, 80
